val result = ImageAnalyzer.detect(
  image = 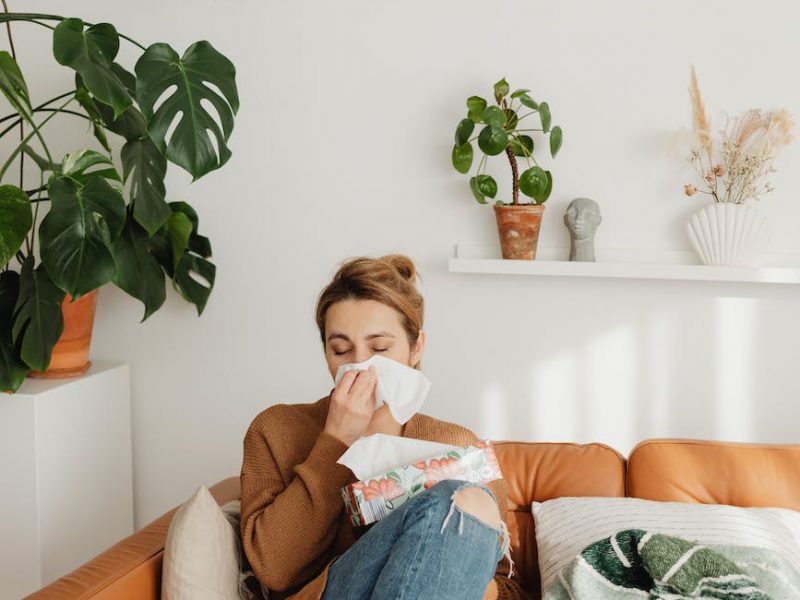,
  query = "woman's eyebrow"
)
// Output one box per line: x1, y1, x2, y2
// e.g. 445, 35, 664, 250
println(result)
326, 331, 395, 342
